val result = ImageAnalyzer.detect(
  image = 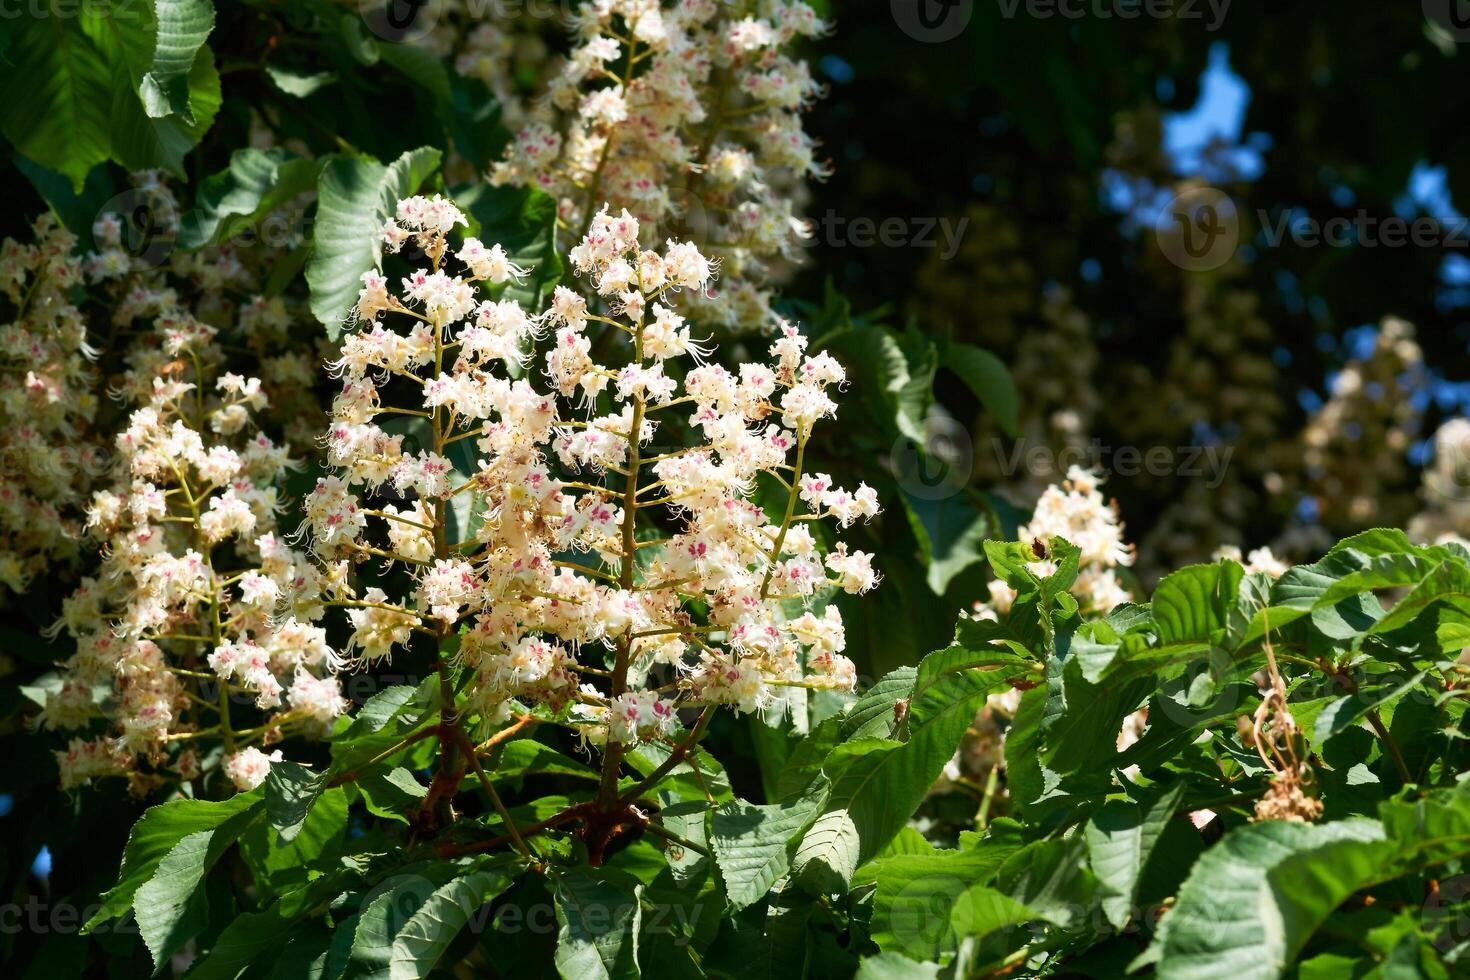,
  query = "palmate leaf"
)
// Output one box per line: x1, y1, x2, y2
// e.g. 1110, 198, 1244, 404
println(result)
1273, 551, 1384, 641
491, 738, 600, 785
14, 155, 118, 240
135, 829, 218, 968
329, 678, 441, 772
822, 324, 936, 444
625, 739, 734, 804
773, 665, 919, 802
1367, 557, 1470, 637
264, 760, 332, 843
308, 147, 444, 336
82, 2, 221, 176
1312, 669, 1429, 747
189, 868, 361, 980
241, 786, 350, 899
345, 862, 475, 980
902, 492, 993, 596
